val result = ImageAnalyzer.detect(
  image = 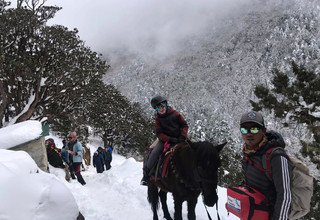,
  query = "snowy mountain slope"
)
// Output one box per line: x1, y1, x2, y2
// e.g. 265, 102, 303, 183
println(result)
103, 0, 320, 153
